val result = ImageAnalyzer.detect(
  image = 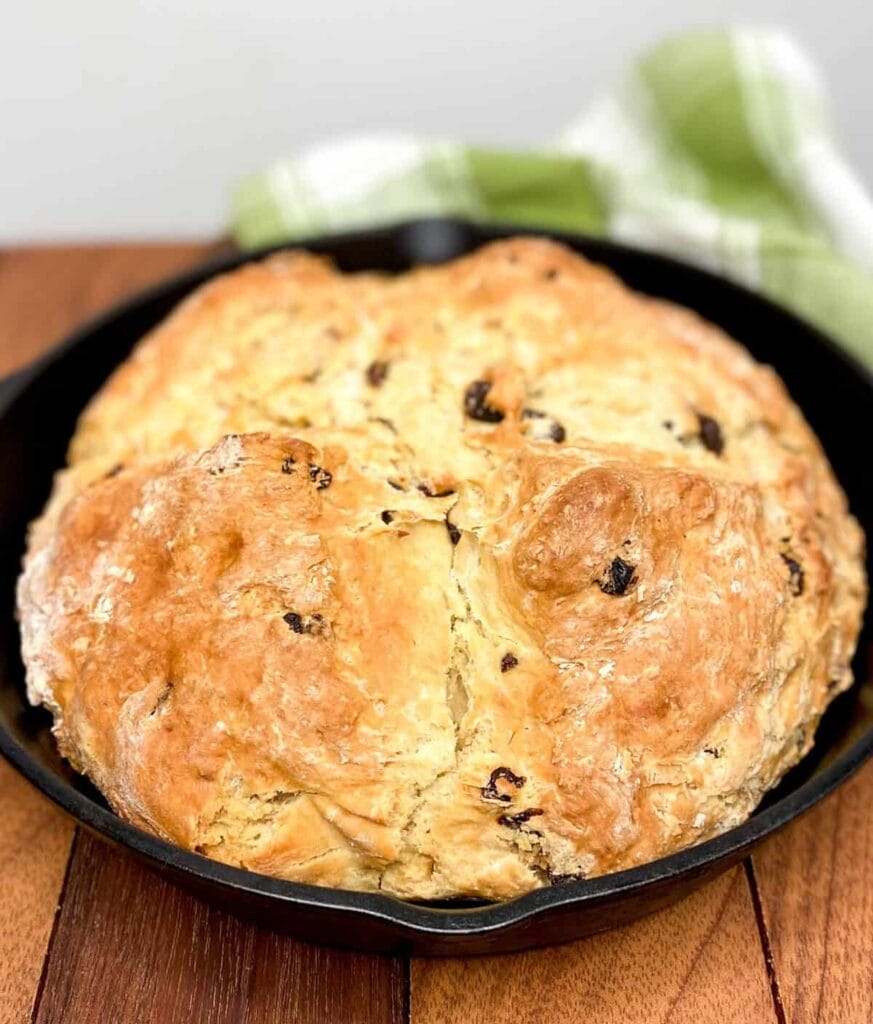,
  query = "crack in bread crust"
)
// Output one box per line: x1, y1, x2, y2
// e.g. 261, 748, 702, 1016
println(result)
17, 238, 866, 900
